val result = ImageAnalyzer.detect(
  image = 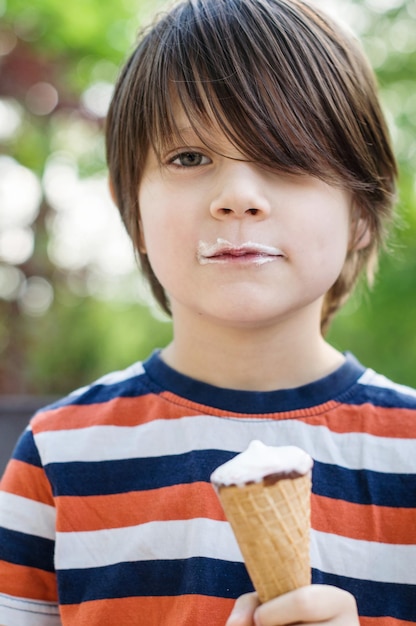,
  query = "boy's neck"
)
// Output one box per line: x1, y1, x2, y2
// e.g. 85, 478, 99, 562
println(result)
161, 309, 345, 392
